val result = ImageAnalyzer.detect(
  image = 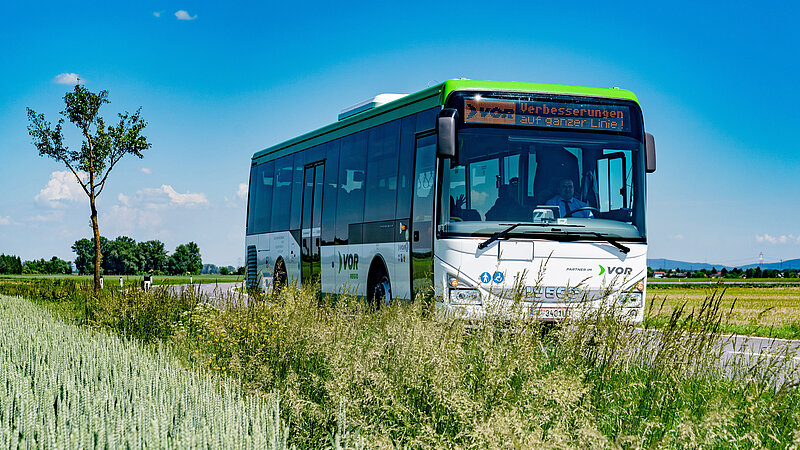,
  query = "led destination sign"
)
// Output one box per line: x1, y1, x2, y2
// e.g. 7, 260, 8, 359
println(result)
463, 99, 630, 132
